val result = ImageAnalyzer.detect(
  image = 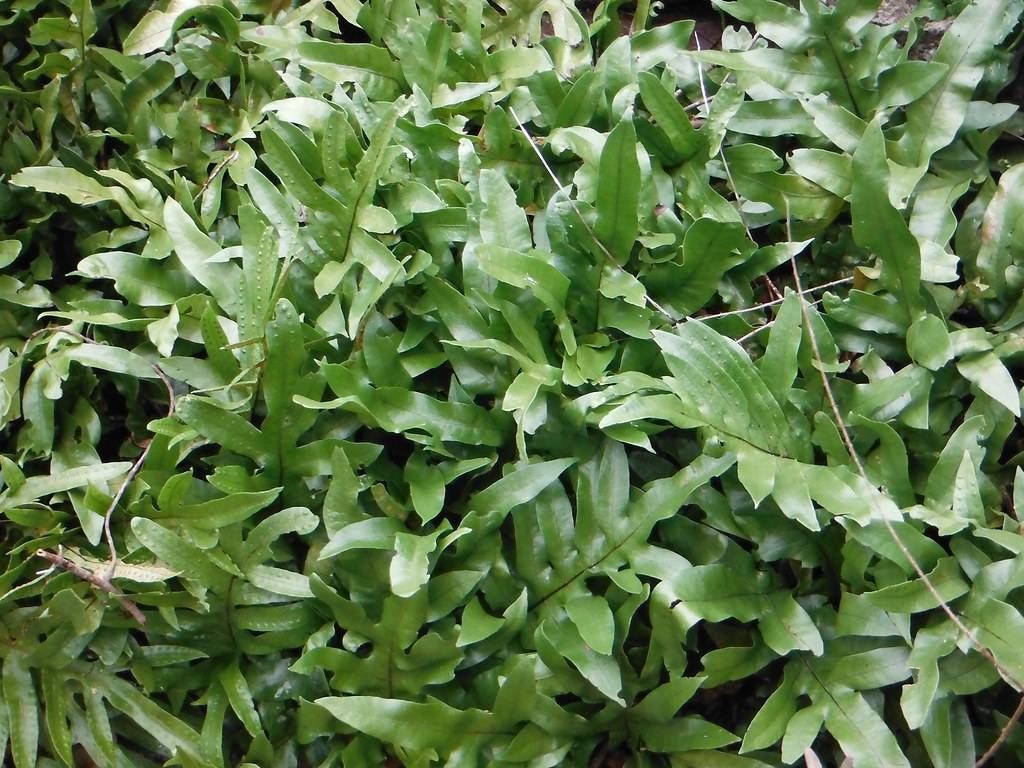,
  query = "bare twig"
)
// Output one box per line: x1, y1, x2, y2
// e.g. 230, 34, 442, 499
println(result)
681, 33, 761, 112
35, 365, 175, 626
101, 365, 176, 579
734, 295, 832, 344
221, 337, 264, 351
736, 324, 771, 344
192, 149, 239, 203
683, 94, 714, 112
508, 107, 678, 323
35, 548, 146, 625
20, 325, 96, 357
695, 276, 853, 322
975, 694, 1024, 767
